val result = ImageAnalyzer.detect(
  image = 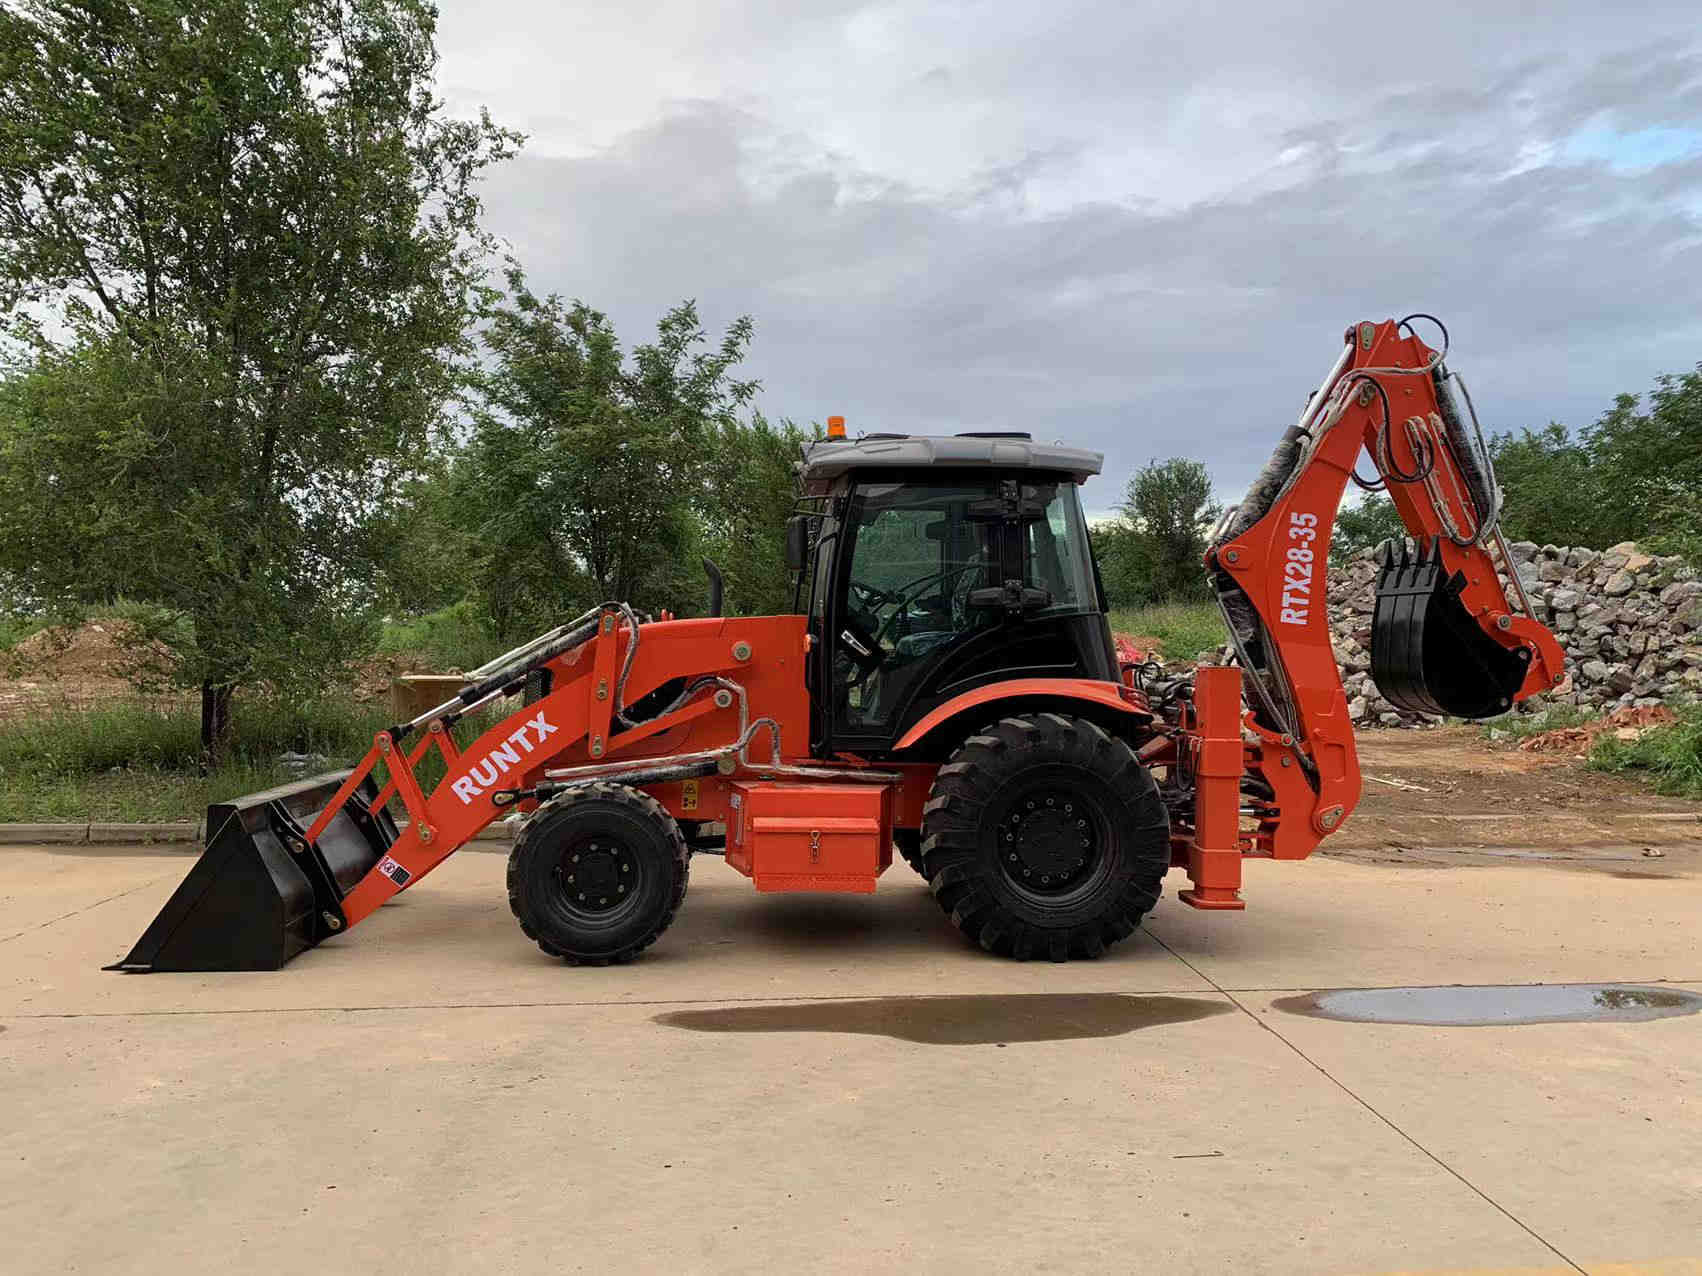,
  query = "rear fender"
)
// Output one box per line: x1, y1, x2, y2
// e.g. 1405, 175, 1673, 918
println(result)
891, 677, 1151, 758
